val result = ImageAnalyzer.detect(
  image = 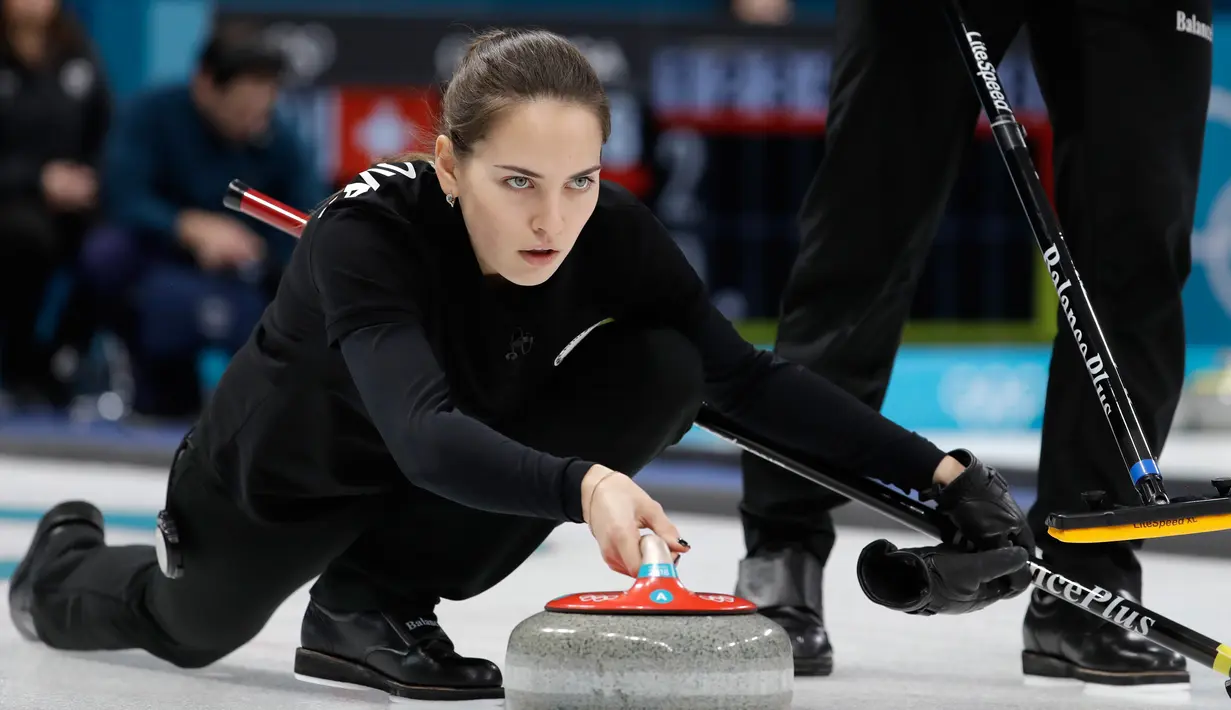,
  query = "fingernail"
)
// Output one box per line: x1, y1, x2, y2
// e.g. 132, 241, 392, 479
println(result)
678, 537, 690, 547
